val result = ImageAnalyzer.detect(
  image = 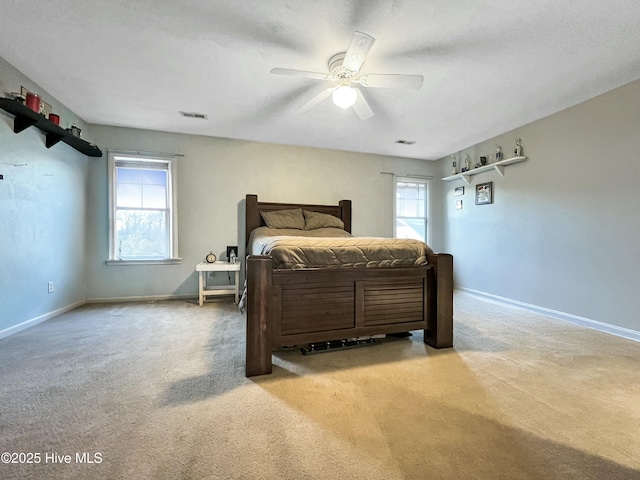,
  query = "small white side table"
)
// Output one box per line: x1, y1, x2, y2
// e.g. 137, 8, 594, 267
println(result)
195, 261, 241, 306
